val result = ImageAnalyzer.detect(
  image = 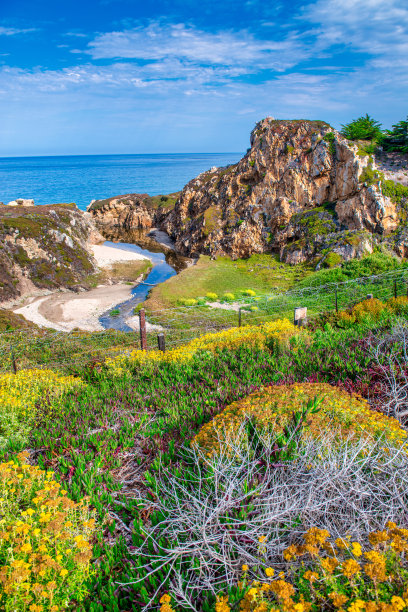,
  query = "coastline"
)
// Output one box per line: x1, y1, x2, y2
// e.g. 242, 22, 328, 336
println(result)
10, 242, 152, 332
